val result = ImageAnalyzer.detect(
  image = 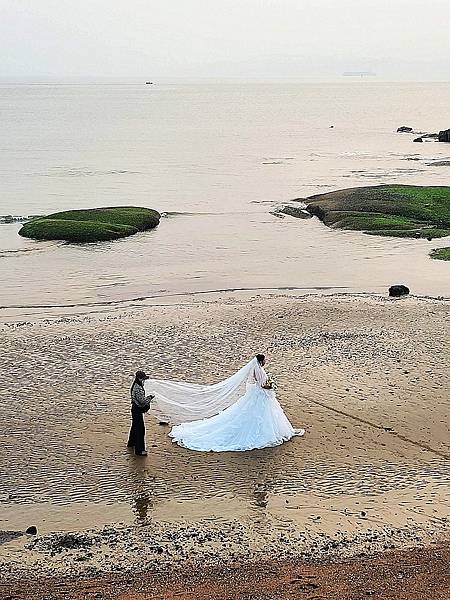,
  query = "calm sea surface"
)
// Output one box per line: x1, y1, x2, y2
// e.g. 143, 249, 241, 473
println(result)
1, 81, 449, 316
